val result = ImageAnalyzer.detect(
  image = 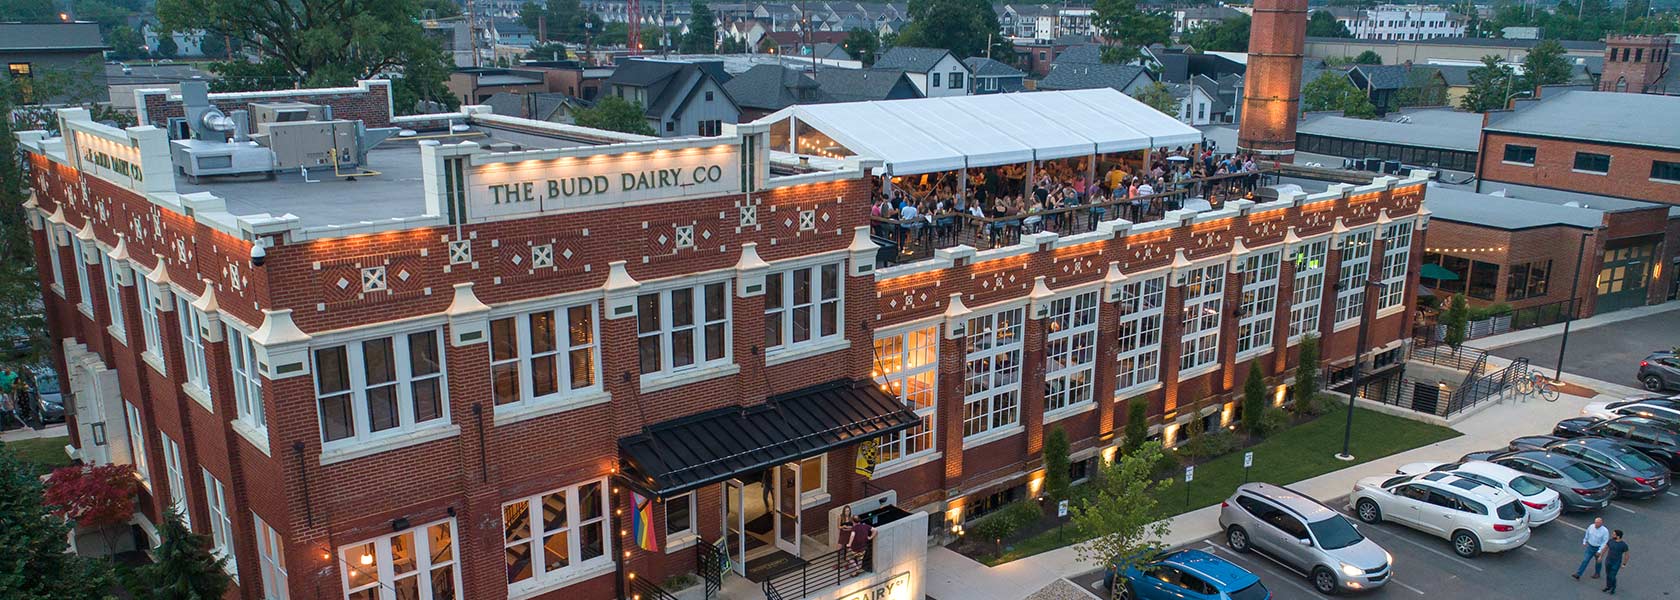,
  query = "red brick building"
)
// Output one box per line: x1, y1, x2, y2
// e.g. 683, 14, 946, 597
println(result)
18, 81, 1429, 600
1598, 35, 1674, 95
